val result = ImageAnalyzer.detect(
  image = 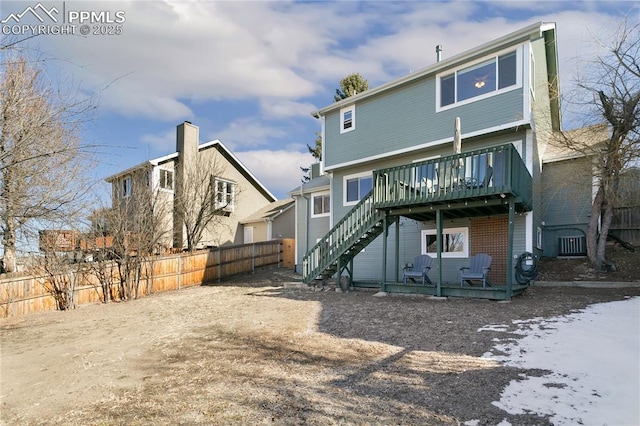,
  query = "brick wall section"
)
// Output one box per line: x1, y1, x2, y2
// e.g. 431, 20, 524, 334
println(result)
470, 217, 508, 285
